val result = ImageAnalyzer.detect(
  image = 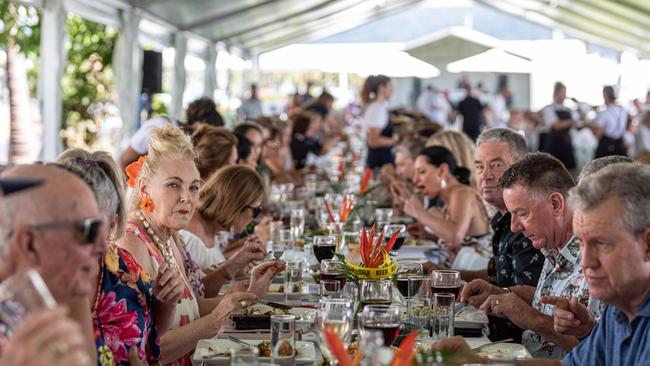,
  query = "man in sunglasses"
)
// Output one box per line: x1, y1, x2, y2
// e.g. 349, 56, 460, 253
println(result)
0, 164, 107, 301
0, 169, 100, 365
